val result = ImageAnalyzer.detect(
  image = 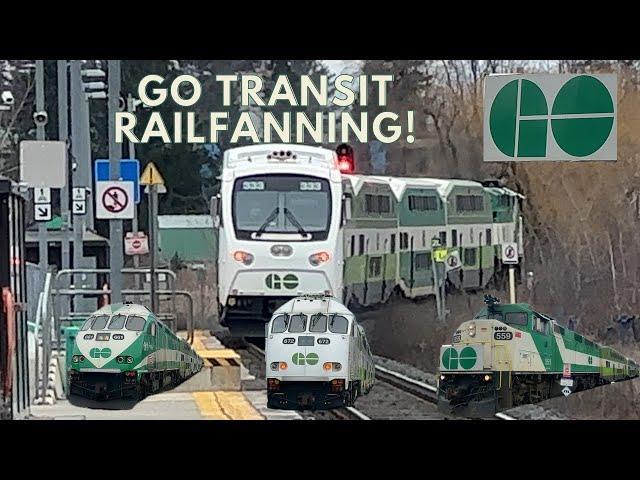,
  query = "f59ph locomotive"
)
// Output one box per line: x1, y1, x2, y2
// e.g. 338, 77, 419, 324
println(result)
68, 303, 202, 400
437, 296, 639, 417
265, 294, 375, 410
